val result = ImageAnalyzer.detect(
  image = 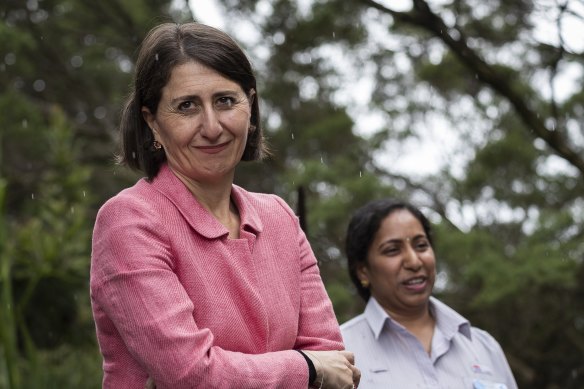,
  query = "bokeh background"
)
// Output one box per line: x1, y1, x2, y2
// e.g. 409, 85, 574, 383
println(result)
1, 0, 583, 387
